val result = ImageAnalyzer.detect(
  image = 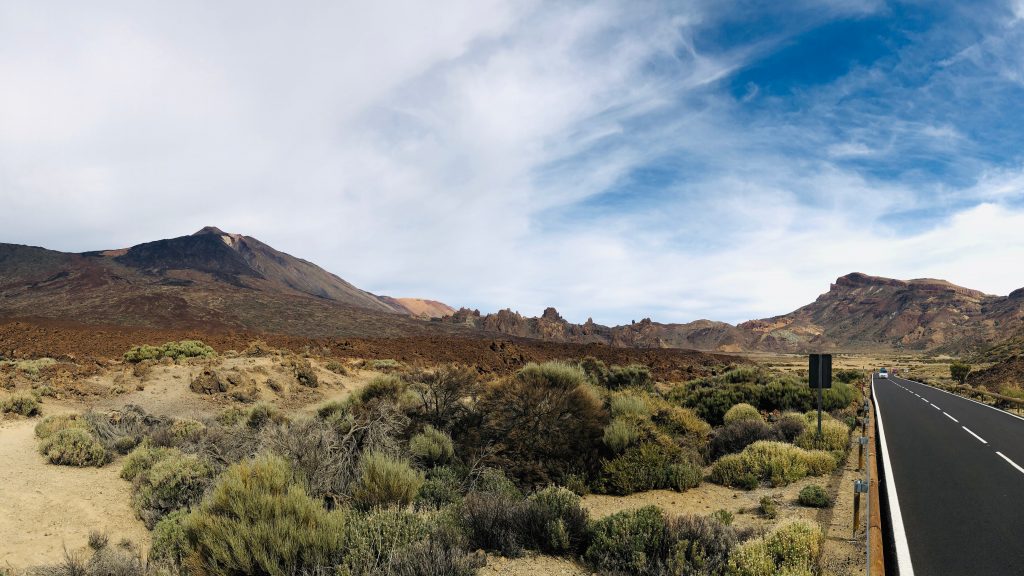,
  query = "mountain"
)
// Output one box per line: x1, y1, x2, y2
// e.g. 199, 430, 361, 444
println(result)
444, 273, 1024, 354
0, 227, 457, 337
